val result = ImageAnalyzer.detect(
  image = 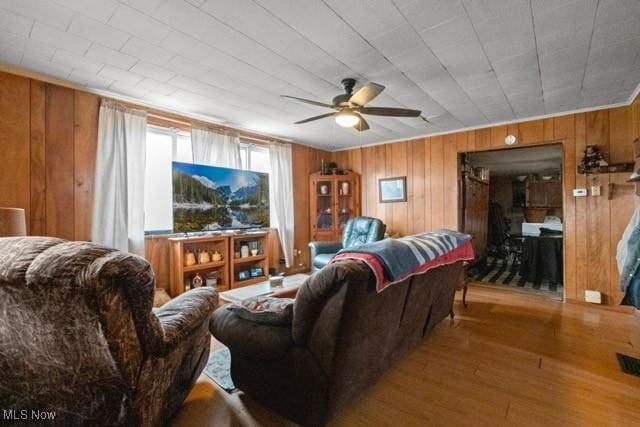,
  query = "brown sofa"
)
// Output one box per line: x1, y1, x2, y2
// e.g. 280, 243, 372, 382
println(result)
211, 258, 463, 426
0, 237, 217, 426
